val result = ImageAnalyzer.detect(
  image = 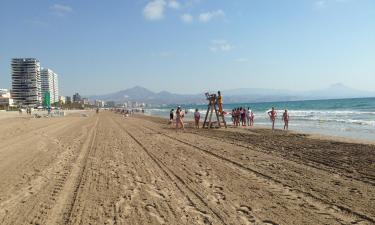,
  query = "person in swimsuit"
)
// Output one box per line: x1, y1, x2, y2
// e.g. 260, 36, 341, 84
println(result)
283, 109, 289, 130
176, 107, 184, 130
232, 109, 236, 125
169, 109, 174, 124
268, 107, 277, 131
250, 110, 254, 126
246, 108, 251, 126
194, 109, 200, 129
241, 108, 246, 126
236, 108, 240, 126
217, 91, 223, 115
